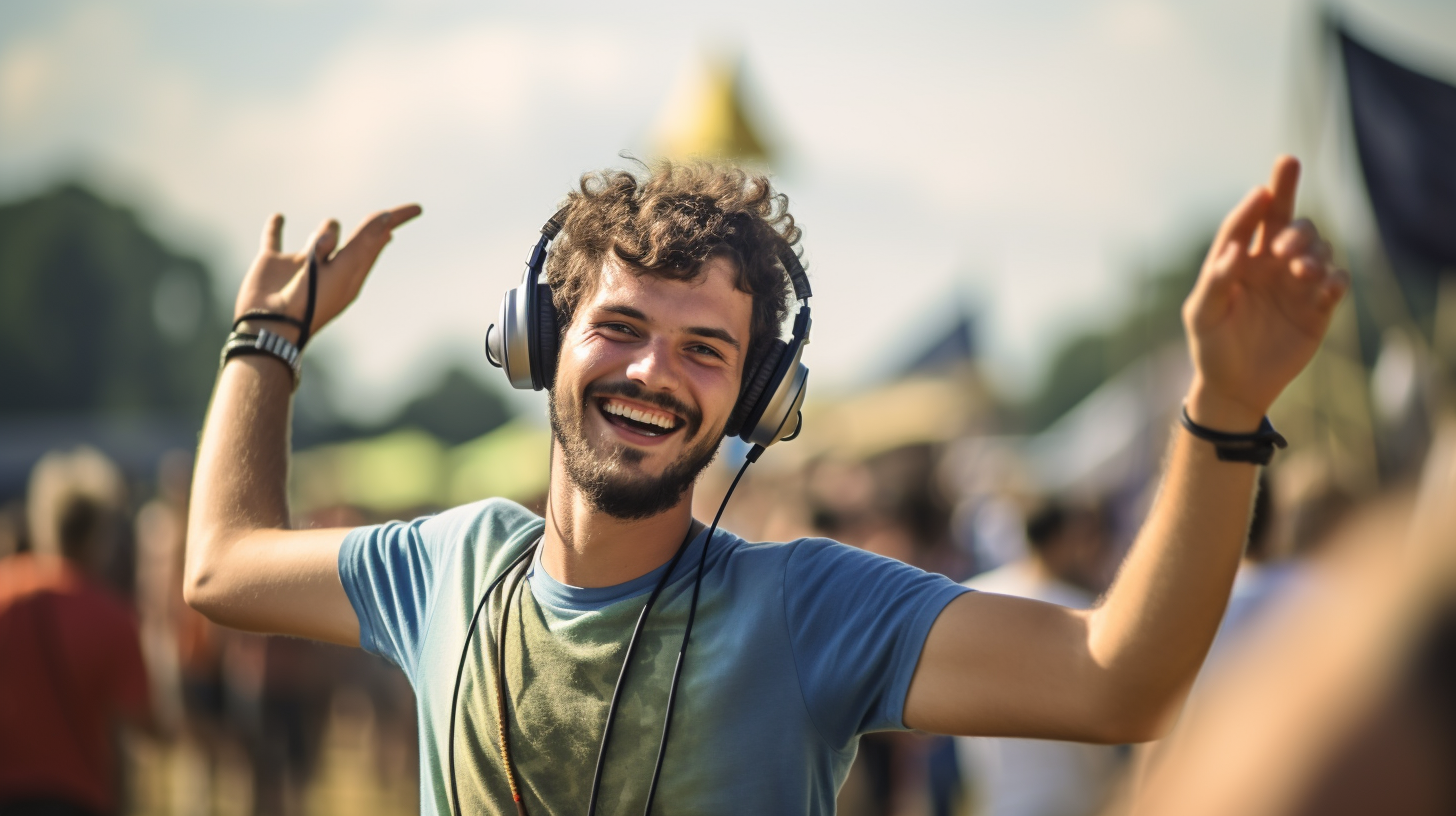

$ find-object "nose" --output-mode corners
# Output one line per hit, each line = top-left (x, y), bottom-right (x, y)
(624, 335), (683, 394)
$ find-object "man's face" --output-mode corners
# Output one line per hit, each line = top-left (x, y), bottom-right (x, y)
(548, 255), (752, 520)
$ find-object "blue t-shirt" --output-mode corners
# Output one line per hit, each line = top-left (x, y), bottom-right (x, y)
(339, 498), (969, 816)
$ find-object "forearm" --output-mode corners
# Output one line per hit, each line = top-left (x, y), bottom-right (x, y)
(1087, 402), (1260, 733)
(184, 356), (295, 601)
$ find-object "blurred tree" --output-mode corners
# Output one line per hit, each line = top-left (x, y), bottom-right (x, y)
(0, 184), (226, 418)
(1019, 235), (1210, 432)
(386, 366), (513, 446)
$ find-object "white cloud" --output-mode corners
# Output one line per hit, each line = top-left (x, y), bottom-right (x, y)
(7, 0), (1444, 413)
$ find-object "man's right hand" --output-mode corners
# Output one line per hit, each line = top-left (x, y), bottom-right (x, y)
(186, 202), (420, 646)
(233, 204), (422, 344)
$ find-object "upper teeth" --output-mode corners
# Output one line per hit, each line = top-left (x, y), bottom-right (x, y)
(603, 400), (676, 430)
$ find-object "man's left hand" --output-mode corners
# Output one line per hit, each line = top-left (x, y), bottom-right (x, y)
(1182, 155), (1349, 431)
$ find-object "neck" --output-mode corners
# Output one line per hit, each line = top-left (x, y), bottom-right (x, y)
(540, 439), (700, 588)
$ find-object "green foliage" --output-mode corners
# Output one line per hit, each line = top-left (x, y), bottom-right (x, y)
(388, 366), (514, 446)
(1017, 235), (1211, 432)
(0, 184), (226, 418)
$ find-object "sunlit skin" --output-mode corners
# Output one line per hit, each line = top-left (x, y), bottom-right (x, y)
(184, 155), (1349, 747)
(542, 255), (752, 588)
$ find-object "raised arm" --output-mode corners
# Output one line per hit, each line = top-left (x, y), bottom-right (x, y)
(904, 157), (1349, 743)
(184, 205), (421, 645)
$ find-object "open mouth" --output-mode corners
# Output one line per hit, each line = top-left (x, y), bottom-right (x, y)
(596, 397), (685, 439)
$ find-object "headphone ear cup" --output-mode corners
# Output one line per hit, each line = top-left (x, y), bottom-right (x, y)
(533, 283), (558, 390)
(726, 340), (787, 439)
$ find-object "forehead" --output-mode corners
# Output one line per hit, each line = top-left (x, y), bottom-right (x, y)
(579, 256), (752, 334)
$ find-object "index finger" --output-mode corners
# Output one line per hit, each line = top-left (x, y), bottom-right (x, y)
(331, 203), (423, 271)
(1255, 156), (1300, 253)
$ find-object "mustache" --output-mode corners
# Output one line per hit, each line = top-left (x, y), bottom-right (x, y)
(584, 380), (703, 436)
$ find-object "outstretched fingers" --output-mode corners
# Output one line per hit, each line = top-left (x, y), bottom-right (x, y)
(1197, 185), (1271, 313)
(332, 204), (423, 276)
(261, 213), (285, 253)
(1253, 156), (1300, 255)
(1213, 186), (1272, 261)
(307, 219), (342, 262)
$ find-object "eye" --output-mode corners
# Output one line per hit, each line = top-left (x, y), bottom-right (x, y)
(596, 321), (639, 337)
(688, 343), (725, 362)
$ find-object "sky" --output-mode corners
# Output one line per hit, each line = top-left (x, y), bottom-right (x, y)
(3, 0), (1454, 424)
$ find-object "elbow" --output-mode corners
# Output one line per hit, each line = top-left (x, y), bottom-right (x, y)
(1082, 683), (1184, 745)
(181, 533), (226, 620)
(181, 563), (214, 617)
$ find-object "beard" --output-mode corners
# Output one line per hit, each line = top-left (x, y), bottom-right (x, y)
(548, 379), (723, 520)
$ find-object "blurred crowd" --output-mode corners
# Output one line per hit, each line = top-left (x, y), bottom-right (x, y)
(1, 448), (417, 816)
(2, 378), (1453, 816)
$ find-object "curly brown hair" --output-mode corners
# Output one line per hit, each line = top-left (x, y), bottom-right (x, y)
(545, 160), (802, 382)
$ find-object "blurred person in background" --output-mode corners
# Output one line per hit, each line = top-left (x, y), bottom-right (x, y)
(956, 500), (1126, 816)
(1207, 463), (1354, 665)
(1122, 440), (1456, 816)
(134, 450), (262, 815)
(0, 447), (153, 816)
(184, 156), (1347, 816)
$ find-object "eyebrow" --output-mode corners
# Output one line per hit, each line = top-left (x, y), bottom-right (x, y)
(600, 304), (741, 351)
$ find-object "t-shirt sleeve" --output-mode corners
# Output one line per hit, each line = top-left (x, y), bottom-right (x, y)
(339, 516), (438, 679)
(784, 539), (971, 745)
(338, 502), (495, 681)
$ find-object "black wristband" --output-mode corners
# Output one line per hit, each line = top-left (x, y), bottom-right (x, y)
(231, 243), (318, 347)
(232, 310), (306, 333)
(221, 329), (302, 390)
(1179, 405), (1287, 465)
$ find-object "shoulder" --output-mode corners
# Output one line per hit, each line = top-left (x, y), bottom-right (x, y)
(348, 497), (542, 556)
(783, 536), (928, 581)
(420, 496), (543, 544)
(704, 534), (873, 584)
(339, 497), (544, 598)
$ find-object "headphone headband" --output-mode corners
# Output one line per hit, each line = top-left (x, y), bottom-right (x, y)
(778, 246), (812, 302)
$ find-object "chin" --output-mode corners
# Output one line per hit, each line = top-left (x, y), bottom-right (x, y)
(549, 387), (724, 520)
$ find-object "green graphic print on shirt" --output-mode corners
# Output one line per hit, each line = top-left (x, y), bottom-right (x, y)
(340, 498), (969, 816)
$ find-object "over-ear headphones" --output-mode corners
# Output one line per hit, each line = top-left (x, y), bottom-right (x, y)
(485, 208), (812, 448)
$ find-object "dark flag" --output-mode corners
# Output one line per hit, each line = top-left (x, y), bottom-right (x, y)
(897, 310), (976, 378)
(1340, 26), (1456, 304)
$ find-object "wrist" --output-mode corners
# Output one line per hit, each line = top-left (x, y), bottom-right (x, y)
(235, 317), (302, 346)
(221, 327), (303, 390)
(221, 351), (298, 390)
(1184, 378), (1265, 433)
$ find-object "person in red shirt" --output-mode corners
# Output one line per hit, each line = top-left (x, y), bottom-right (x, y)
(0, 447), (152, 816)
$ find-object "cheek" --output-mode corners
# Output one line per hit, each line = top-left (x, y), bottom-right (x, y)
(689, 366), (742, 425)
(559, 333), (626, 383)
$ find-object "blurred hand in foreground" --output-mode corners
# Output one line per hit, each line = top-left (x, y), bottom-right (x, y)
(233, 204), (423, 343)
(1182, 156), (1348, 431)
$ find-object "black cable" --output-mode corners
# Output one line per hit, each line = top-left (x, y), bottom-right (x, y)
(495, 553), (533, 815)
(641, 445), (762, 813)
(450, 544), (537, 816)
(584, 522), (702, 816)
(452, 444), (764, 816)
(298, 246), (319, 349)
(228, 243), (319, 343)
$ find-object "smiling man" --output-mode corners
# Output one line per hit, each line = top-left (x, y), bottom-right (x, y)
(184, 158), (1347, 816)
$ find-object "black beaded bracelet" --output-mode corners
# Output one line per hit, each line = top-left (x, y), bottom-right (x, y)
(1179, 405), (1287, 465)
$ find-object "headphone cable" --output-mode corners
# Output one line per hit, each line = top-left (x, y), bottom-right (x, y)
(451, 444), (763, 816)
(640, 444), (762, 813)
